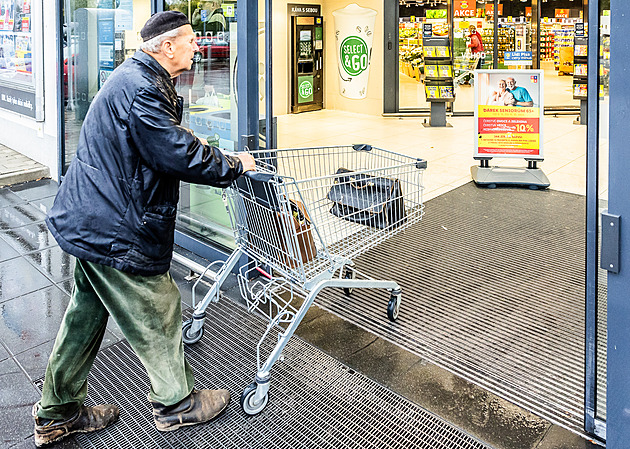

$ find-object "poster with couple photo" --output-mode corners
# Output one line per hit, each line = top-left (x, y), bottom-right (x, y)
(474, 69), (544, 159)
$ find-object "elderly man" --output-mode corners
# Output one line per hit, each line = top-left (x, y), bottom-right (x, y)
(31, 11), (255, 447)
(506, 77), (534, 107)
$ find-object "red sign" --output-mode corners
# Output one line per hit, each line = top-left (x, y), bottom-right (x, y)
(485, 3), (503, 17)
(555, 9), (569, 18)
(454, 0), (476, 18)
(526, 7), (532, 18)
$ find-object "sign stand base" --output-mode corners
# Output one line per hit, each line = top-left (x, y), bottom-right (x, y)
(423, 102), (452, 127)
(573, 99), (587, 125)
(471, 160), (550, 189)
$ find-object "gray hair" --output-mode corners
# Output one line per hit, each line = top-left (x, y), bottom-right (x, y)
(139, 28), (183, 53)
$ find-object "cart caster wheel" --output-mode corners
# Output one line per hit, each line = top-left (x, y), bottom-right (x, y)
(343, 267), (355, 296)
(241, 382), (269, 415)
(387, 292), (402, 322)
(182, 319), (203, 345)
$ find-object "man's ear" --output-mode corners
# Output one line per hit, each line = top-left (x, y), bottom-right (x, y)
(161, 39), (174, 59)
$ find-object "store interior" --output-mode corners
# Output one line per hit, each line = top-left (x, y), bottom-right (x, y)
(396, 0), (606, 112)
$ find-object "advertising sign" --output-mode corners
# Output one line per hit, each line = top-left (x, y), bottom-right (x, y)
(298, 75), (314, 103)
(423, 23), (432, 38)
(332, 3), (376, 99)
(454, 0), (476, 18)
(555, 9), (569, 18)
(288, 3), (321, 16)
(475, 70), (544, 159)
(485, 3), (503, 17)
(504, 51), (532, 66)
(575, 22), (585, 36)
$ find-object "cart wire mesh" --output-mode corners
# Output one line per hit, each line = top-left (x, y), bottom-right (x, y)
(225, 145), (426, 290)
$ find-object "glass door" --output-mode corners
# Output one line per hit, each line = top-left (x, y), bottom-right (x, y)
(539, 1), (583, 109)
(398, 0), (447, 110)
(163, 1), (239, 251)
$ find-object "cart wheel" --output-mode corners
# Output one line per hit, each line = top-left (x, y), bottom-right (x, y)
(240, 382), (269, 415)
(387, 292), (402, 322)
(343, 267), (355, 296)
(182, 319), (203, 345)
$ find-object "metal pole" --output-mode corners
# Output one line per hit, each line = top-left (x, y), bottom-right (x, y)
(237, 0), (259, 151)
(57, 0), (66, 180)
(265, 0), (274, 149)
(493, 0), (499, 68)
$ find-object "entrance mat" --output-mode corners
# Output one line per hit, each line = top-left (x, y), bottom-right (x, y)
(37, 299), (490, 449)
(316, 182), (587, 433)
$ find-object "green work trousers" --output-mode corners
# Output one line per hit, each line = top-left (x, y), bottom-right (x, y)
(36, 258), (194, 420)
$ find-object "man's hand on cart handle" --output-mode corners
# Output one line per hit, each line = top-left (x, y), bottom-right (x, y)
(237, 152), (256, 173)
(198, 137), (256, 173)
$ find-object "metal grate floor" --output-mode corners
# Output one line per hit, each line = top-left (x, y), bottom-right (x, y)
(316, 182), (590, 434)
(37, 298), (491, 449)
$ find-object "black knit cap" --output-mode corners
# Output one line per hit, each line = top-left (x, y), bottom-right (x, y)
(140, 11), (190, 42)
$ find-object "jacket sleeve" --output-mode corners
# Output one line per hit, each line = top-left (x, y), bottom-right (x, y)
(128, 85), (243, 188)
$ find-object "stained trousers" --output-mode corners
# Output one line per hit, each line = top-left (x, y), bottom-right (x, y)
(36, 258), (194, 420)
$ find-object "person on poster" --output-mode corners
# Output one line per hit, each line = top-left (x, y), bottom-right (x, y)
(486, 79), (514, 106)
(467, 25), (484, 69)
(506, 77), (534, 107)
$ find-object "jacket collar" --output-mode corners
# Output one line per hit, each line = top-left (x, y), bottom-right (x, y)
(132, 50), (173, 83)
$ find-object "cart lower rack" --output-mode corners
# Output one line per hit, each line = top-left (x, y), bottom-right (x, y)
(182, 145), (427, 415)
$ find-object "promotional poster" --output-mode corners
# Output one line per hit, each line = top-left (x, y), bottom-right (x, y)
(474, 69), (544, 159)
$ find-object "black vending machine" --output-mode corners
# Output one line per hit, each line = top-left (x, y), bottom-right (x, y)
(291, 15), (323, 113)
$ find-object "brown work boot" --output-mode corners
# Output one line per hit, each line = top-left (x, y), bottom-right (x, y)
(150, 388), (230, 432)
(33, 404), (119, 447)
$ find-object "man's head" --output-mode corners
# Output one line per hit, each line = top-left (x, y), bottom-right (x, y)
(506, 77), (516, 90)
(139, 11), (198, 78)
(469, 25), (477, 34)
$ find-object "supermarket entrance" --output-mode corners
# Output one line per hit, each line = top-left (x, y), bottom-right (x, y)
(392, 0), (586, 114)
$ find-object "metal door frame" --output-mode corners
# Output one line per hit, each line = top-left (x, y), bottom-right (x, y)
(584, 0), (604, 440)
(599, 0), (630, 446)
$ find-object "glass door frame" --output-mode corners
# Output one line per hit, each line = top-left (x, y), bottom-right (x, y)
(584, 0), (605, 440)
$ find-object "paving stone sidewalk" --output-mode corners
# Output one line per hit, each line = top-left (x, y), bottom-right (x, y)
(0, 144), (50, 187)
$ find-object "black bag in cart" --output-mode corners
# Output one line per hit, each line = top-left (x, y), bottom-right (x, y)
(327, 168), (406, 229)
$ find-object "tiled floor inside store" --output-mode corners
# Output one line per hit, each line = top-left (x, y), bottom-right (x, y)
(276, 108), (606, 202)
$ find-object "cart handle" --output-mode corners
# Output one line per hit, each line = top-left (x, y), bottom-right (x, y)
(352, 144), (372, 152)
(243, 169), (276, 183)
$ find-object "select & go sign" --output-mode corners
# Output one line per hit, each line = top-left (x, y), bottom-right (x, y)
(298, 76), (314, 103)
(340, 36), (369, 76)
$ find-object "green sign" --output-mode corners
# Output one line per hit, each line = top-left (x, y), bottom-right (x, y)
(426, 9), (447, 19)
(298, 76), (314, 103)
(340, 36), (369, 76)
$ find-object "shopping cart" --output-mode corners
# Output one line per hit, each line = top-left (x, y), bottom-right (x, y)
(182, 144), (427, 415)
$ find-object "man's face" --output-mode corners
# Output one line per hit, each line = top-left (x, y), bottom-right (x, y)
(469, 27), (476, 34)
(169, 25), (198, 75)
(506, 78), (516, 90)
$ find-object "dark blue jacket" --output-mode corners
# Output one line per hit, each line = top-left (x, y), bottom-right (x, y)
(47, 51), (243, 275)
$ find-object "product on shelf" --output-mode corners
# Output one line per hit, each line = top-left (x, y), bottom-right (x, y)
(399, 22), (424, 82)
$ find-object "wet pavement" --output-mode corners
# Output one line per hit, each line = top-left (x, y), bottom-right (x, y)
(0, 178), (602, 448)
